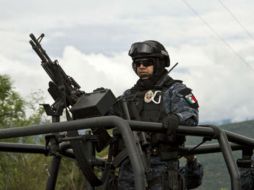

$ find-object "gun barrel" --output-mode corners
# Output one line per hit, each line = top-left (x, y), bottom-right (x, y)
(29, 33), (52, 63)
(29, 33), (37, 42)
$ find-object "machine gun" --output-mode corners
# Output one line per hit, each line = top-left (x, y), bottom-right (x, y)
(29, 33), (117, 189)
(29, 33), (84, 116)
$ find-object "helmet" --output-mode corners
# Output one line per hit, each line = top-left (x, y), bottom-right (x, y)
(128, 40), (170, 67)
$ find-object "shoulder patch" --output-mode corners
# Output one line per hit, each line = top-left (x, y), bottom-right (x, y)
(179, 88), (199, 109)
(178, 88), (192, 96)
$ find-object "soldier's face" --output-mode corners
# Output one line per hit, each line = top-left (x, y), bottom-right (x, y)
(136, 63), (154, 79)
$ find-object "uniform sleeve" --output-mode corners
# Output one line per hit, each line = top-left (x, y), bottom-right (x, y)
(163, 82), (199, 126)
(179, 159), (204, 189)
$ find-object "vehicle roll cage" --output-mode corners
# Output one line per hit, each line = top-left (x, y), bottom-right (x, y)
(0, 116), (253, 190)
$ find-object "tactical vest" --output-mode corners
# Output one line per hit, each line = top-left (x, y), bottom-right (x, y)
(122, 77), (186, 147)
(125, 90), (163, 122)
(124, 77), (178, 122)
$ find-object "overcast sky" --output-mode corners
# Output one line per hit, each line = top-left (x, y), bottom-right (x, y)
(0, 0), (253, 124)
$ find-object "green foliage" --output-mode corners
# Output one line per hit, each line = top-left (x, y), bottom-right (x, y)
(0, 74), (50, 189)
(0, 75), (25, 129)
(56, 159), (87, 190)
(0, 74), (88, 190)
(0, 153), (50, 190)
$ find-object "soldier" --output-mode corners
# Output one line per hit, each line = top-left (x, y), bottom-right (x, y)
(112, 40), (203, 190)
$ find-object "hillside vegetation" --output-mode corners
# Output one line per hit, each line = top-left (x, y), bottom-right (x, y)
(186, 120), (254, 190)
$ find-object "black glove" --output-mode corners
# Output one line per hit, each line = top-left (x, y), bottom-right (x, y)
(162, 114), (180, 142)
(151, 114), (180, 144)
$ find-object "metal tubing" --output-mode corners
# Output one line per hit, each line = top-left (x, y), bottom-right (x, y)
(181, 143), (243, 155)
(225, 130), (254, 146)
(129, 120), (254, 147)
(0, 142), (47, 154)
(0, 117), (122, 138)
(46, 156), (61, 190)
(0, 117), (254, 190)
(0, 116), (146, 190)
(218, 131), (240, 190)
(129, 120), (215, 136)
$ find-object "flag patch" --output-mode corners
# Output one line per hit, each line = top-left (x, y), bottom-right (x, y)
(185, 94), (199, 108)
(178, 88), (199, 109)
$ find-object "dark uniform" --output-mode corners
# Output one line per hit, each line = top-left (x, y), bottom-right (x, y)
(238, 155), (254, 190)
(240, 167), (254, 190)
(113, 40), (203, 190)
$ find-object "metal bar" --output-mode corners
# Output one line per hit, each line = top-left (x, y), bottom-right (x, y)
(46, 156), (61, 190)
(46, 115), (61, 190)
(122, 98), (149, 188)
(83, 133), (96, 190)
(0, 119), (241, 141)
(0, 140), (105, 167)
(218, 131), (240, 190)
(129, 120), (254, 146)
(225, 130), (254, 146)
(181, 143), (243, 155)
(0, 142), (47, 154)
(0, 141), (243, 156)
(129, 120), (214, 136)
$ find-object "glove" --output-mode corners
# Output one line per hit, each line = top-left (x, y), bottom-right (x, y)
(162, 114), (180, 142)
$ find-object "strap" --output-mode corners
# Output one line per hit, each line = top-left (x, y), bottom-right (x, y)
(92, 127), (112, 152)
(112, 149), (128, 168)
(154, 73), (179, 89)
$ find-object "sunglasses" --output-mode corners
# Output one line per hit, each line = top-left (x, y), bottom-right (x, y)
(133, 58), (155, 67)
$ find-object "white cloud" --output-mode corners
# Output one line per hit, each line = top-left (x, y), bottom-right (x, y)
(171, 43), (254, 123)
(60, 46), (137, 95)
(0, 53), (48, 97)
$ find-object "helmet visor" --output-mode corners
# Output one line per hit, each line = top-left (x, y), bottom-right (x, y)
(128, 42), (156, 57)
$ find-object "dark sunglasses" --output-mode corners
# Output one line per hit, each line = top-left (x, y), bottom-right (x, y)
(133, 58), (155, 67)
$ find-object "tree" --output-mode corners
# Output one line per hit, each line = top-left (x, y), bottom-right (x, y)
(0, 75), (50, 189)
(0, 75), (25, 129)
(0, 74), (86, 190)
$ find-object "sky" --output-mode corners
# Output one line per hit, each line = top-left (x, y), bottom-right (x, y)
(0, 0), (253, 124)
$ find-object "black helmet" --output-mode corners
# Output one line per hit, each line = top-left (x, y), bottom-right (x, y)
(128, 40), (170, 67)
